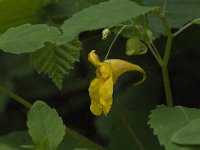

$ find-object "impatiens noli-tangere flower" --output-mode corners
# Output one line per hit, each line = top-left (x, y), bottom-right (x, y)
(88, 50), (146, 116)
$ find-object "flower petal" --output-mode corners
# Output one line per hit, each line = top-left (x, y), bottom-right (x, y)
(96, 63), (112, 79)
(90, 100), (102, 116)
(105, 59), (146, 85)
(89, 78), (103, 115)
(88, 50), (101, 67)
(88, 75), (113, 116)
(99, 76), (113, 115)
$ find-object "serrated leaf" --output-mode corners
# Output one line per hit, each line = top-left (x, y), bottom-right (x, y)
(31, 40), (81, 89)
(147, 0), (200, 36)
(57, 0), (156, 44)
(0, 0), (50, 33)
(0, 24), (61, 54)
(148, 105), (200, 150)
(171, 118), (200, 145)
(0, 131), (32, 150)
(27, 100), (65, 150)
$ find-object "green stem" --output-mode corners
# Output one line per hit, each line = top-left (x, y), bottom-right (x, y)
(160, 15), (174, 106)
(162, 0), (168, 14)
(173, 21), (194, 37)
(151, 42), (162, 62)
(104, 25), (127, 60)
(0, 86), (107, 150)
(146, 42), (162, 66)
(65, 127), (108, 150)
(0, 86), (32, 109)
(161, 65), (173, 106)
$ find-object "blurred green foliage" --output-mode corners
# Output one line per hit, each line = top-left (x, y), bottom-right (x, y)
(0, 0), (200, 150)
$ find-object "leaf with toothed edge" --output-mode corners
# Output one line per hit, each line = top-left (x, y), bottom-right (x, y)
(31, 40), (81, 89)
(148, 105), (200, 150)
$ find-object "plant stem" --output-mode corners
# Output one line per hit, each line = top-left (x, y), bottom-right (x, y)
(0, 86), (107, 149)
(65, 126), (108, 150)
(161, 65), (173, 106)
(0, 86), (32, 109)
(104, 25), (127, 60)
(160, 15), (174, 106)
(173, 21), (194, 37)
(162, 0), (168, 14)
(151, 42), (162, 62)
(146, 42), (162, 66)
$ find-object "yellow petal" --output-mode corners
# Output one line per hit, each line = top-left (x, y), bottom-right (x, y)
(89, 78), (103, 115)
(96, 63), (112, 79)
(88, 74), (113, 116)
(90, 100), (102, 116)
(105, 59), (146, 85)
(88, 50), (101, 67)
(99, 76), (113, 115)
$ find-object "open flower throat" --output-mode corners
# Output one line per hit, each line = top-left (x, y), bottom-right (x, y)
(88, 50), (146, 116)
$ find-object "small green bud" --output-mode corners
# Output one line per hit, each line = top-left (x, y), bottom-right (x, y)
(126, 37), (147, 55)
(146, 29), (154, 43)
(102, 28), (111, 40)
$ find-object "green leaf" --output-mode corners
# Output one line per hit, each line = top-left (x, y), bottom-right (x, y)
(147, 0), (200, 35)
(45, 0), (107, 19)
(27, 100), (65, 150)
(0, 0), (50, 33)
(0, 131), (32, 150)
(57, 0), (156, 44)
(0, 24), (61, 54)
(148, 105), (200, 150)
(31, 40), (81, 89)
(171, 118), (200, 145)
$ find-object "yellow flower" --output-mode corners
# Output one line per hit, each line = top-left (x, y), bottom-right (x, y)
(88, 50), (146, 116)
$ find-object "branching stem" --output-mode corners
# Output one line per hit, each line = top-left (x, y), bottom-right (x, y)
(160, 15), (174, 107)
